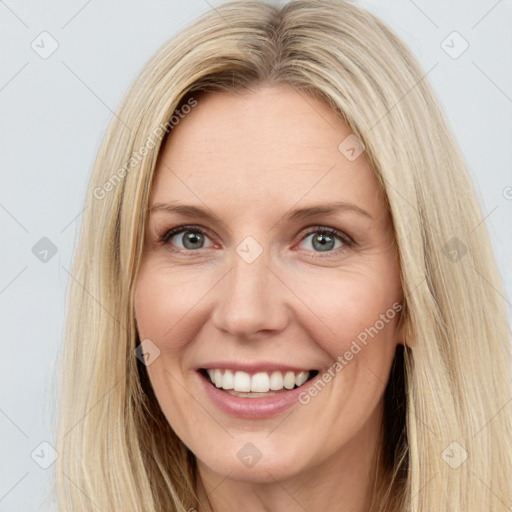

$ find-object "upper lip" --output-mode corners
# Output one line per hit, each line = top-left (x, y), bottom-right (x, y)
(197, 362), (316, 373)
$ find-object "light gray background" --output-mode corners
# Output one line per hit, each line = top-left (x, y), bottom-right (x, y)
(1, 1), (511, 510)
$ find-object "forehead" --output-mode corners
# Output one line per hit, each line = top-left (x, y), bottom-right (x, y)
(150, 84), (386, 221)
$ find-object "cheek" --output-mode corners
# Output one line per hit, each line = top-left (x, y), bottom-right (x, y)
(290, 264), (402, 362)
(134, 263), (205, 434)
(134, 261), (209, 352)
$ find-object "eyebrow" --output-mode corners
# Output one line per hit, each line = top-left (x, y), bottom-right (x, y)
(148, 201), (373, 221)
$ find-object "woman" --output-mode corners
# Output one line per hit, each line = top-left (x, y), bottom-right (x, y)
(55, 1), (512, 510)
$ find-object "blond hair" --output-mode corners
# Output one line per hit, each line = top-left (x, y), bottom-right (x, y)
(54, 1), (512, 510)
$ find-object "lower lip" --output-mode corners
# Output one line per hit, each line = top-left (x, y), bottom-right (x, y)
(198, 371), (315, 419)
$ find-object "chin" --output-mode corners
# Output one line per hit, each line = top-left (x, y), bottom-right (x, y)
(197, 448), (308, 484)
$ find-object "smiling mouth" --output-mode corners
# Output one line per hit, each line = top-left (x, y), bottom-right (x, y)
(200, 368), (319, 398)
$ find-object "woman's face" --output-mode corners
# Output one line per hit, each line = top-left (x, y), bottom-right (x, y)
(134, 84), (405, 483)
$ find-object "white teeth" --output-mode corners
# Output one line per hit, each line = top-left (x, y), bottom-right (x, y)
(269, 371), (283, 390)
(222, 369), (234, 390)
(251, 372), (270, 392)
(204, 369), (311, 393)
(233, 371), (251, 392)
(283, 371), (296, 390)
(233, 372), (251, 391)
(295, 371), (309, 387)
(214, 369), (223, 388)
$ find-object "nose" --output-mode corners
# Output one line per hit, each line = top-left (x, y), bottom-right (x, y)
(210, 246), (290, 339)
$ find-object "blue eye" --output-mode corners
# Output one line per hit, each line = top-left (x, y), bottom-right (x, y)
(298, 227), (353, 255)
(156, 225), (354, 256)
(158, 225), (213, 251)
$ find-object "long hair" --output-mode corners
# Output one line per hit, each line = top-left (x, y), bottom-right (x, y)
(55, 1), (512, 510)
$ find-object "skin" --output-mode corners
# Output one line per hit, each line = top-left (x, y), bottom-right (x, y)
(134, 83), (406, 512)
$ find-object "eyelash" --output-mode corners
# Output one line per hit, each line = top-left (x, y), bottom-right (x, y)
(155, 224), (356, 258)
